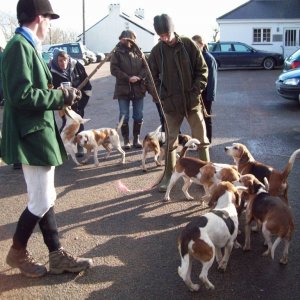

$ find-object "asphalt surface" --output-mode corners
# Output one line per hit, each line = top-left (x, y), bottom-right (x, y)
(1, 63), (300, 299)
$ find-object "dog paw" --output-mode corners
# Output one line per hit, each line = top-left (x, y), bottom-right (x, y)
(189, 283), (200, 292)
(280, 256), (288, 265)
(243, 245), (251, 251)
(234, 240), (242, 249)
(163, 197), (170, 202)
(262, 249), (270, 257)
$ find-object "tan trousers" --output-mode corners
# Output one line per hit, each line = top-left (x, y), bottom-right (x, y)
(164, 108), (209, 151)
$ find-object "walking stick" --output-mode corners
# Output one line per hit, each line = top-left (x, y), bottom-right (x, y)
(124, 38), (170, 188)
(64, 46), (117, 117)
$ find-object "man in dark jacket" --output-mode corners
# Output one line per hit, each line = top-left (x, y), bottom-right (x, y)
(1, 0), (92, 278)
(148, 14), (210, 192)
(192, 35), (218, 143)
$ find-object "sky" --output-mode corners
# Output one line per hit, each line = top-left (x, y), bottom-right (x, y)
(0, 0), (249, 42)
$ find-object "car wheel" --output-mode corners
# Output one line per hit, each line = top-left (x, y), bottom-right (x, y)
(263, 57), (275, 70)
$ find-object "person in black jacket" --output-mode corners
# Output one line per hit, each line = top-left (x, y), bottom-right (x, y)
(110, 30), (147, 149)
(192, 35), (218, 143)
(49, 48), (92, 157)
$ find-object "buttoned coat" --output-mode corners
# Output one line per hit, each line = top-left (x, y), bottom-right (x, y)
(0, 33), (67, 166)
(148, 34), (208, 116)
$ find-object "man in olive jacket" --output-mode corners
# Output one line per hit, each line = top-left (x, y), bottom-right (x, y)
(148, 14), (210, 192)
(1, 0), (92, 278)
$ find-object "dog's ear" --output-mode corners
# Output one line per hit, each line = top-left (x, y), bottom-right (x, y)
(239, 145), (251, 165)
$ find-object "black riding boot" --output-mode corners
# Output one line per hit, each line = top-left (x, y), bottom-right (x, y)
(133, 121), (143, 149)
(121, 123), (131, 150)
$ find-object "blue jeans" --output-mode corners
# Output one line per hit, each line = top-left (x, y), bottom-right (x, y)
(118, 98), (144, 124)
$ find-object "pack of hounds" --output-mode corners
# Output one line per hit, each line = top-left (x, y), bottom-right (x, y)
(60, 108), (299, 292)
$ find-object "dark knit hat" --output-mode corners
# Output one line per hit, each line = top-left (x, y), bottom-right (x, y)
(153, 14), (174, 35)
(119, 30), (136, 40)
(17, 0), (59, 24)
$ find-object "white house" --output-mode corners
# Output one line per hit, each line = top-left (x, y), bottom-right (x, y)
(0, 28), (6, 49)
(217, 0), (300, 57)
(77, 4), (155, 54)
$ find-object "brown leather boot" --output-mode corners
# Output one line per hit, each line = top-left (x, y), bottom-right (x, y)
(49, 247), (93, 274)
(6, 247), (47, 278)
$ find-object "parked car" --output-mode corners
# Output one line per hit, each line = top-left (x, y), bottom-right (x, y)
(83, 45), (97, 63)
(208, 41), (284, 70)
(48, 42), (90, 65)
(96, 52), (105, 62)
(41, 51), (53, 64)
(275, 68), (300, 102)
(283, 48), (300, 72)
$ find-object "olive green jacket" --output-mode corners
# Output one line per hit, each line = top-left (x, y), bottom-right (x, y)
(148, 34), (208, 115)
(0, 33), (67, 166)
(110, 42), (147, 100)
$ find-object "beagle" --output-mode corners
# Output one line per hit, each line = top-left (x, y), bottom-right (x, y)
(60, 108), (90, 166)
(141, 127), (194, 172)
(225, 143), (300, 203)
(141, 125), (166, 172)
(164, 138), (239, 202)
(199, 163), (241, 202)
(238, 174), (295, 264)
(76, 118), (125, 166)
(178, 181), (246, 291)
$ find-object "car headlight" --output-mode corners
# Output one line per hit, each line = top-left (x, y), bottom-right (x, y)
(283, 78), (300, 85)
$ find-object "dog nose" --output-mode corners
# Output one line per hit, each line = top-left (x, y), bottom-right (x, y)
(224, 147), (229, 151)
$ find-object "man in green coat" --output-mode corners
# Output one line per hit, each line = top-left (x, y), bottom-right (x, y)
(0, 0), (93, 278)
(148, 14), (210, 193)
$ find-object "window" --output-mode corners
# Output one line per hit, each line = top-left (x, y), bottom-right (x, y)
(285, 29), (297, 46)
(253, 28), (271, 43)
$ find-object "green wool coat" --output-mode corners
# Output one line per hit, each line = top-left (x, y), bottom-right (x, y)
(0, 33), (67, 166)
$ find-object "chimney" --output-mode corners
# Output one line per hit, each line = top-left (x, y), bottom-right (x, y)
(134, 8), (144, 19)
(109, 3), (120, 15)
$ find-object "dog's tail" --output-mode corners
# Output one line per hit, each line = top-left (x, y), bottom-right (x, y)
(281, 148), (300, 180)
(115, 115), (125, 131)
(178, 138), (200, 158)
(150, 125), (162, 137)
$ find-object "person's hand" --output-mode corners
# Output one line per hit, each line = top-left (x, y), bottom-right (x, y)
(62, 87), (82, 106)
(129, 76), (140, 83)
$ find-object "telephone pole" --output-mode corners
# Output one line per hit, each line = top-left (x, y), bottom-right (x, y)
(82, 0), (86, 45)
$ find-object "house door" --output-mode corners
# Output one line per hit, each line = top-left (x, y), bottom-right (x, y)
(284, 28), (300, 57)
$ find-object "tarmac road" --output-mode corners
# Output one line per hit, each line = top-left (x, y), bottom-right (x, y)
(1, 63), (300, 299)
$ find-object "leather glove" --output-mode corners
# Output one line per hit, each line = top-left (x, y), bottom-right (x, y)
(62, 87), (82, 106)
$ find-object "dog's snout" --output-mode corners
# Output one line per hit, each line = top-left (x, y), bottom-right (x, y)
(224, 147), (229, 151)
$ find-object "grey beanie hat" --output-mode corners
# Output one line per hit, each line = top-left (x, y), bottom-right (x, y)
(153, 14), (174, 35)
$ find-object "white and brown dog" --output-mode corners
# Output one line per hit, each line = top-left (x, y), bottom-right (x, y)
(141, 127), (194, 172)
(60, 108), (90, 166)
(238, 174), (295, 264)
(141, 125), (165, 172)
(225, 143), (300, 203)
(164, 138), (239, 202)
(178, 181), (246, 291)
(75, 118), (125, 166)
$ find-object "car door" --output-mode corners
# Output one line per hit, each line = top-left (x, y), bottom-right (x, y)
(231, 43), (258, 67)
(212, 43), (236, 67)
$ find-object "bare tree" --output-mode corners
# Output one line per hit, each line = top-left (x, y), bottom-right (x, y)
(0, 11), (18, 41)
(212, 28), (219, 42)
(0, 11), (79, 46)
(43, 27), (79, 45)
